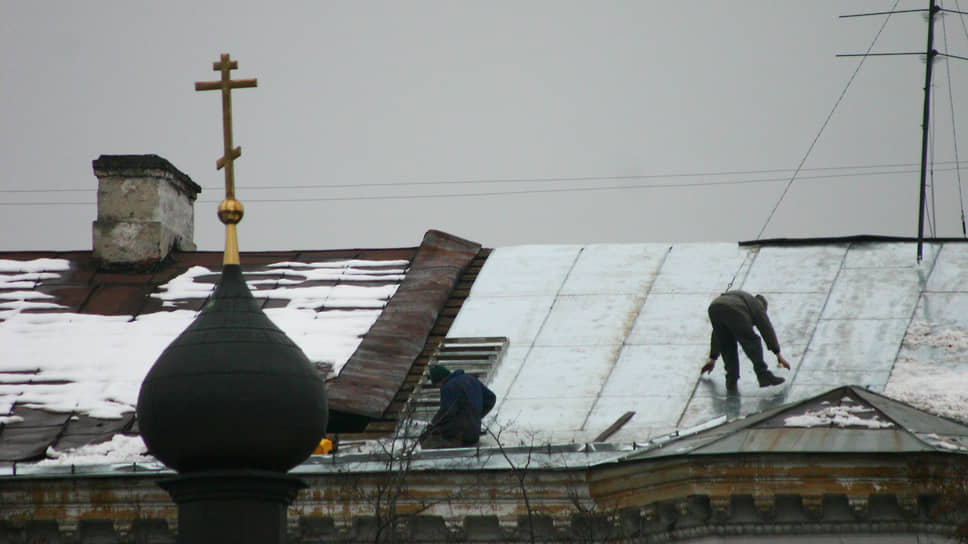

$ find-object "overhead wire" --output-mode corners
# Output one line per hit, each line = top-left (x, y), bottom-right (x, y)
(0, 164), (956, 206)
(950, 0), (968, 235)
(0, 161), (958, 194)
(755, 0), (902, 240)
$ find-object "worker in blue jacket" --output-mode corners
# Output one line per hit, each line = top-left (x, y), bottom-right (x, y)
(420, 365), (496, 449)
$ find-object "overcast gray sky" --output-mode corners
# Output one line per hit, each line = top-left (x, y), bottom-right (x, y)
(3, 1), (968, 252)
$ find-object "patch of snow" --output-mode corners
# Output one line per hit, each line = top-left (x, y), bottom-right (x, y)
(918, 432), (967, 451)
(151, 263), (402, 311)
(0, 259), (71, 274)
(37, 435), (154, 466)
(151, 265), (217, 303)
(246, 277), (304, 286)
(0, 260), (73, 318)
(257, 284), (396, 310)
(0, 310), (188, 418)
(0, 281), (38, 289)
(885, 355), (968, 422)
(0, 301), (64, 311)
(883, 320), (968, 422)
(903, 320), (968, 351)
(267, 259), (409, 270)
(0, 273), (61, 285)
(784, 397), (894, 428)
(1, 258), (403, 429)
(0, 290), (56, 300)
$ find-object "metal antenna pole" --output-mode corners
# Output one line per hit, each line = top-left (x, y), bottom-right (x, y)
(917, 1), (939, 262)
(837, 1), (968, 261)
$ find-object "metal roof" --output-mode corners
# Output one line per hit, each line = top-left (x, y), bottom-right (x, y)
(449, 239), (968, 446)
(5, 235), (968, 467)
(624, 385), (968, 459)
(0, 230), (483, 463)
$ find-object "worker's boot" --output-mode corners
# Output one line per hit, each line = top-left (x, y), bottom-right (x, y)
(757, 372), (785, 388)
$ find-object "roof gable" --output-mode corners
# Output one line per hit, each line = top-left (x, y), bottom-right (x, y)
(627, 385), (968, 459)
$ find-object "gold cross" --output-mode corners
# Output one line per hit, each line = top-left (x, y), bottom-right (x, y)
(195, 53), (257, 200)
(195, 53), (257, 266)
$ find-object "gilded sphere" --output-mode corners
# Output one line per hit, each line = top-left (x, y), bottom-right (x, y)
(217, 199), (244, 224)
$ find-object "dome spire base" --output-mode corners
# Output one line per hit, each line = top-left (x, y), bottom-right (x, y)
(160, 470), (305, 544)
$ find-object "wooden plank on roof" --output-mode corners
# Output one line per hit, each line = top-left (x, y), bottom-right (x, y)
(594, 411), (636, 442)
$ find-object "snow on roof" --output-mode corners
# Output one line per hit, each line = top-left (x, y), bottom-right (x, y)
(37, 434), (157, 468)
(8, 239), (968, 469)
(783, 396), (894, 429)
(882, 320), (968, 424)
(0, 257), (405, 421)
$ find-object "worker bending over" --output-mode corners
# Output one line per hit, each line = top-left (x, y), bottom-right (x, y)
(702, 290), (790, 391)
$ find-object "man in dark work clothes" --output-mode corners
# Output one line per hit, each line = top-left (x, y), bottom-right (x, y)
(701, 290), (790, 391)
(420, 365), (496, 449)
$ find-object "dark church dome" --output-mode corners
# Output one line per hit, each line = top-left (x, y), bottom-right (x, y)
(137, 264), (328, 473)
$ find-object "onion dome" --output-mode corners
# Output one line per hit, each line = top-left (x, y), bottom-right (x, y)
(137, 264), (328, 472)
(138, 53), (326, 474)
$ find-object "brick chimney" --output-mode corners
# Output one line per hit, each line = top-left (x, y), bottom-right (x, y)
(92, 155), (201, 269)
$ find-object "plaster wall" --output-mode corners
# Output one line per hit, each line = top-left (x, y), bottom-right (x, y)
(92, 158), (198, 267)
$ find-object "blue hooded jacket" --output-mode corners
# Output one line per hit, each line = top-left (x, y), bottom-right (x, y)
(431, 369), (496, 443)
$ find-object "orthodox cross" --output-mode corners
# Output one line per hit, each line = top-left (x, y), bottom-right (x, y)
(195, 53), (257, 265)
(195, 53), (257, 200)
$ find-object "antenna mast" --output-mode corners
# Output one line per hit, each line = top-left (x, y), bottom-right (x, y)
(916, 1), (940, 263)
(840, 1), (968, 262)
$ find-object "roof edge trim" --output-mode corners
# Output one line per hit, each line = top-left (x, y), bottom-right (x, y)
(739, 235), (968, 247)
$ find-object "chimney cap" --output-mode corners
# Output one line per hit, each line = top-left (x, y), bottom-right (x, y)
(93, 154), (202, 198)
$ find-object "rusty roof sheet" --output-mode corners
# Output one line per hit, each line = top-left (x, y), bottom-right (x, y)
(0, 230), (481, 463)
(327, 231), (482, 419)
